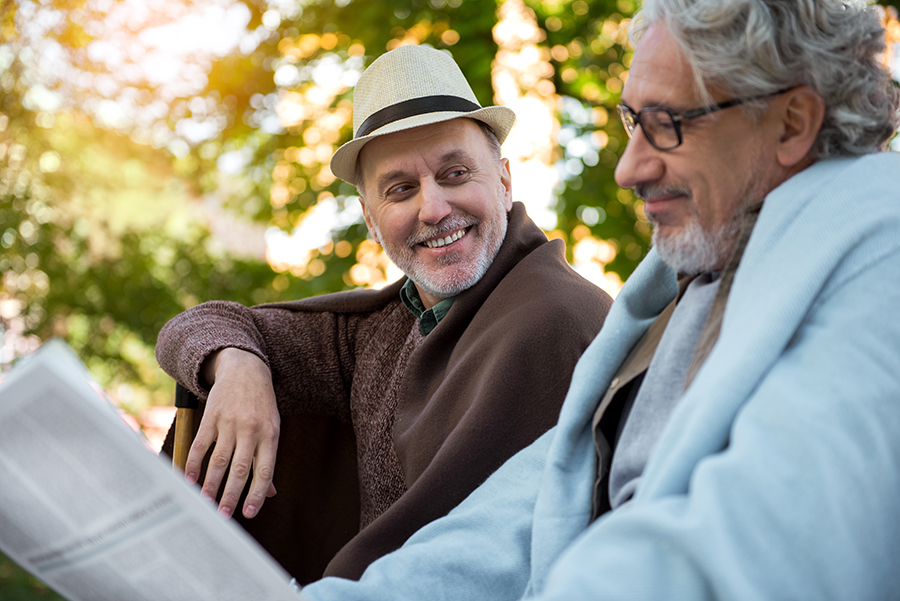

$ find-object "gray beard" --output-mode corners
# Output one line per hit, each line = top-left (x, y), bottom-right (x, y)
(652, 212), (741, 276)
(370, 213), (507, 300)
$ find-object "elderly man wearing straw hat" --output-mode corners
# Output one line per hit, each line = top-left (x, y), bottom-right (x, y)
(156, 45), (612, 583)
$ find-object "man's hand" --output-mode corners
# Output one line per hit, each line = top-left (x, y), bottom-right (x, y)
(185, 347), (280, 519)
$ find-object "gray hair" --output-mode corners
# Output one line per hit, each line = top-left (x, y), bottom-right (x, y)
(630, 0), (900, 158)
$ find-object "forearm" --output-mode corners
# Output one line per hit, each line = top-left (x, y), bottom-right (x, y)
(156, 301), (269, 399)
(156, 300), (354, 417)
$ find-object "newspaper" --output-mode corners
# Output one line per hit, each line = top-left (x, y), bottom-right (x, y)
(0, 340), (305, 601)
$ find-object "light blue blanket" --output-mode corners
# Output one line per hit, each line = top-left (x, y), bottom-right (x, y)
(304, 152), (900, 601)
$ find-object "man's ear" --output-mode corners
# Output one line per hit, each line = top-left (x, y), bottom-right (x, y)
(775, 86), (825, 168)
(358, 196), (381, 245)
(499, 157), (513, 211)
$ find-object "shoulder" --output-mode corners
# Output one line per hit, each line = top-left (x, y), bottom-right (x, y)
(469, 241), (613, 348)
(497, 238), (613, 316)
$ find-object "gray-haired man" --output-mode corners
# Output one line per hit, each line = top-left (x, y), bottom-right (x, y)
(300, 1), (900, 599)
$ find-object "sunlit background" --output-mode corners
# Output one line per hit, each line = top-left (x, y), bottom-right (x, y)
(2, 0), (899, 439)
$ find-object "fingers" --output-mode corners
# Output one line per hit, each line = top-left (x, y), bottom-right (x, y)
(189, 420), (279, 519)
(241, 433), (279, 519)
(199, 424), (235, 508)
(204, 408), (276, 518)
(181, 347), (281, 519)
(220, 396), (280, 518)
(184, 418), (216, 487)
(217, 434), (255, 518)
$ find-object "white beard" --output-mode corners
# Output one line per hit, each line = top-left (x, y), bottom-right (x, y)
(369, 209), (508, 300)
(652, 211), (741, 276)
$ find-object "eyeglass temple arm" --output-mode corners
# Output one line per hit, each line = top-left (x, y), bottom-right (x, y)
(679, 87), (796, 121)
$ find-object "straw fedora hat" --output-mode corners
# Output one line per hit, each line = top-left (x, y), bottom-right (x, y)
(329, 45), (516, 185)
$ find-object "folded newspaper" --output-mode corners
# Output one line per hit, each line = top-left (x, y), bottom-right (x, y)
(0, 339), (305, 601)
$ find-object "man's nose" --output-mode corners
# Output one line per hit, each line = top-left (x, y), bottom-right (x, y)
(417, 179), (453, 224)
(614, 130), (665, 190)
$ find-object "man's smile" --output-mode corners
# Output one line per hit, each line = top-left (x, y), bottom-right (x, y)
(419, 226), (471, 249)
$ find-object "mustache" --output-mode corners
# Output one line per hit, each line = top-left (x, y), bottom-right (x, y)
(634, 184), (693, 201)
(407, 214), (477, 247)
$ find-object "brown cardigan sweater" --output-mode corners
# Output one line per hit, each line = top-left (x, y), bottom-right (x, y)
(156, 203), (612, 582)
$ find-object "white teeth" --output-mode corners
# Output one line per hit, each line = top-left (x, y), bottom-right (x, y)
(424, 229), (466, 248)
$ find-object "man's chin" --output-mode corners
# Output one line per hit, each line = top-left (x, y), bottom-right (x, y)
(414, 272), (478, 299)
(652, 227), (726, 276)
(410, 258), (493, 299)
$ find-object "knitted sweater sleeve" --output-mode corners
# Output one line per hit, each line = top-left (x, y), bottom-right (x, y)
(155, 300), (364, 420)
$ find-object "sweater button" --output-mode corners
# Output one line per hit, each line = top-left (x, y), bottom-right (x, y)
(609, 377), (620, 389)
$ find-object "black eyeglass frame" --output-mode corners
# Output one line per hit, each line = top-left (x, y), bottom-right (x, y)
(617, 87), (794, 151)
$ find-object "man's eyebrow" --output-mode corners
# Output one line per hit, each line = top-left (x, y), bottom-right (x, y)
(374, 149), (477, 192)
(375, 169), (413, 192)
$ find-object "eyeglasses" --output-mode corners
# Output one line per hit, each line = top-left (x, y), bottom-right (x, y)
(617, 88), (793, 151)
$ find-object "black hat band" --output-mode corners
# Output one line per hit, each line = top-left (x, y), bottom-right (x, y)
(356, 95), (482, 138)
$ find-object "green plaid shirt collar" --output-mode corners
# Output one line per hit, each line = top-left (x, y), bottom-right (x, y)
(400, 278), (456, 336)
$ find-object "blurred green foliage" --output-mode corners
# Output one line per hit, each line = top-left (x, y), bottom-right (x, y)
(0, 553), (63, 600)
(531, 0), (649, 274)
(1, 0), (647, 405)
